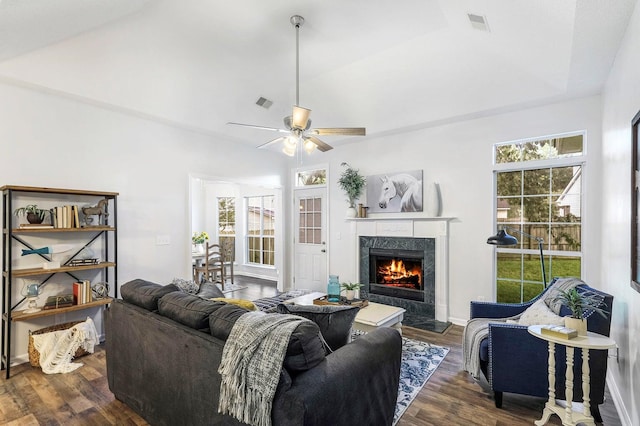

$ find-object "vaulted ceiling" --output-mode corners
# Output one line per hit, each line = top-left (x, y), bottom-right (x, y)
(0, 0), (636, 151)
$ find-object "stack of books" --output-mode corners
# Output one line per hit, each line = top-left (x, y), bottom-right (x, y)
(540, 325), (578, 339)
(73, 280), (93, 304)
(43, 294), (74, 310)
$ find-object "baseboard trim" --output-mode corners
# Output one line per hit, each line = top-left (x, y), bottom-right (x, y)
(607, 369), (632, 426)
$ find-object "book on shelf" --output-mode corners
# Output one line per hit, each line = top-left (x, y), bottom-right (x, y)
(540, 325), (578, 340)
(73, 280), (93, 304)
(43, 294), (74, 310)
(19, 223), (54, 228)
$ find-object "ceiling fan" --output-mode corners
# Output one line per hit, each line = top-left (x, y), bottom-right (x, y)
(227, 15), (366, 156)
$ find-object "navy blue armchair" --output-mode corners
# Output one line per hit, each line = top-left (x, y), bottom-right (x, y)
(469, 283), (613, 422)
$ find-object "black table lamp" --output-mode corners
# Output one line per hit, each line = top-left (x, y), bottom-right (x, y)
(487, 227), (548, 288)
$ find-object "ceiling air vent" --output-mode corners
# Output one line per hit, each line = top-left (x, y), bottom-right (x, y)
(467, 13), (490, 32)
(256, 97), (273, 109)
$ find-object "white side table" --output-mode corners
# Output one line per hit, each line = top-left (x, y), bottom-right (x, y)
(528, 325), (616, 426)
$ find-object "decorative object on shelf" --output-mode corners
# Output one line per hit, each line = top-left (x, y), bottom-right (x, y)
(91, 281), (109, 299)
(43, 294), (74, 310)
(313, 295), (369, 308)
(68, 258), (99, 266)
(549, 287), (608, 336)
(487, 226), (548, 288)
(14, 204), (47, 224)
(366, 169), (424, 213)
(327, 274), (341, 302)
(338, 162), (366, 217)
(341, 281), (363, 301)
(81, 198), (109, 226)
(21, 244), (73, 256)
(21, 282), (42, 313)
(425, 182), (442, 217)
(358, 203), (369, 218)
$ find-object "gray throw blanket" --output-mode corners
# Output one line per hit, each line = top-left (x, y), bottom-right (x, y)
(218, 311), (307, 426)
(462, 277), (584, 380)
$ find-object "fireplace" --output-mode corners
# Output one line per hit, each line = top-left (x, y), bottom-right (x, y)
(359, 235), (436, 315)
(369, 248), (424, 301)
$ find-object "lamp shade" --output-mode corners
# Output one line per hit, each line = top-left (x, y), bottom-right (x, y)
(292, 105), (311, 130)
(487, 229), (518, 246)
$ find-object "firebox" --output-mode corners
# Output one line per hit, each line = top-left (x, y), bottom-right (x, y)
(369, 248), (424, 301)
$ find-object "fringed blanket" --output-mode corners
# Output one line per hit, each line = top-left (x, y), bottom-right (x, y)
(32, 317), (98, 374)
(218, 311), (307, 426)
(462, 277), (584, 380)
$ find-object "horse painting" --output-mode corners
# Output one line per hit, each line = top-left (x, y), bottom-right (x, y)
(378, 173), (423, 212)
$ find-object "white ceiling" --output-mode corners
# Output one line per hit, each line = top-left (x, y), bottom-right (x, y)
(0, 0), (636, 150)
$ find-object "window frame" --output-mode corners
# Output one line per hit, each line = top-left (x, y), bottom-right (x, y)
(245, 195), (275, 267)
(492, 132), (587, 303)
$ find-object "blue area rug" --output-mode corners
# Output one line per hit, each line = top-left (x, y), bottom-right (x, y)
(394, 337), (449, 425)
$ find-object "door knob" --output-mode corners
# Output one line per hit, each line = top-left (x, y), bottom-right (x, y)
(321, 249), (326, 253)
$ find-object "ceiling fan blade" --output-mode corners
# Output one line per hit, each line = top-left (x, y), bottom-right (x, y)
(256, 136), (287, 149)
(227, 122), (289, 133)
(306, 135), (333, 152)
(291, 106), (311, 130)
(310, 127), (366, 136)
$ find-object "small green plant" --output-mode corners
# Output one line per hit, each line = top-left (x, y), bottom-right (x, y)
(338, 162), (366, 208)
(340, 281), (363, 291)
(13, 204), (46, 221)
(550, 287), (608, 319)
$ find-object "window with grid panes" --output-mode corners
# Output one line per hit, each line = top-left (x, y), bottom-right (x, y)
(246, 195), (275, 266)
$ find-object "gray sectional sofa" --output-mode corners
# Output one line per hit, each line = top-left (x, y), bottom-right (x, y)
(105, 279), (403, 426)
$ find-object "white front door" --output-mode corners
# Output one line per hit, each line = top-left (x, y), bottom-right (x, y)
(294, 188), (327, 291)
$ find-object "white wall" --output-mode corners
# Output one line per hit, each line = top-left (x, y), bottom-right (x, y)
(316, 95), (603, 324)
(0, 81), (287, 364)
(601, 0), (640, 423)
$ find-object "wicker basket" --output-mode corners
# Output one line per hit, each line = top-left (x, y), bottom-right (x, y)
(28, 320), (90, 367)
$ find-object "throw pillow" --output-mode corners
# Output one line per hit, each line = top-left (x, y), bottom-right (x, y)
(518, 297), (565, 326)
(158, 292), (226, 330)
(276, 303), (360, 352)
(212, 297), (257, 311)
(170, 278), (199, 294)
(196, 281), (225, 299)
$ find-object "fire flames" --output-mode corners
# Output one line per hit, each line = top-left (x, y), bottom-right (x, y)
(377, 259), (422, 289)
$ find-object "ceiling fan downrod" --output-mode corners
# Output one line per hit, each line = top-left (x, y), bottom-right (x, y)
(290, 15), (304, 107)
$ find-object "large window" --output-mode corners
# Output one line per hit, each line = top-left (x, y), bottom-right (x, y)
(494, 133), (584, 303)
(217, 197), (235, 262)
(246, 195), (275, 266)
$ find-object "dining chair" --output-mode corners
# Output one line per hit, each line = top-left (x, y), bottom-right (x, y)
(192, 243), (225, 290)
(220, 239), (235, 285)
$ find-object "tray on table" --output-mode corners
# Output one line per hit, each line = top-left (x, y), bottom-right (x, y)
(313, 295), (368, 308)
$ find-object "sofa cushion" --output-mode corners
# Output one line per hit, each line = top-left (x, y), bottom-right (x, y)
(209, 304), (250, 341)
(158, 292), (226, 330)
(208, 304), (325, 372)
(276, 304), (360, 352)
(197, 281), (225, 299)
(121, 279), (179, 311)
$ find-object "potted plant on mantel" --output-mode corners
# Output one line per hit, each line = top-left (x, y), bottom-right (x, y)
(551, 287), (609, 336)
(338, 162), (366, 218)
(14, 204), (47, 224)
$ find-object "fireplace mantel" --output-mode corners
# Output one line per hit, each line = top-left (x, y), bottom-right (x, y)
(354, 217), (454, 322)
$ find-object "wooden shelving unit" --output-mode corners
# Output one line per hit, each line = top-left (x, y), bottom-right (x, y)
(1, 185), (118, 379)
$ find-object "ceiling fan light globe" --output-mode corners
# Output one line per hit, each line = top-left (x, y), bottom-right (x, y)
(303, 139), (317, 154)
(292, 106), (311, 130)
(282, 143), (296, 156)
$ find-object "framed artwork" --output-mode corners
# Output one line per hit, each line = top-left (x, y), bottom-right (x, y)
(366, 169), (423, 213)
(632, 109), (640, 293)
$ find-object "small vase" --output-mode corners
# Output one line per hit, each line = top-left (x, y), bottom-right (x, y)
(346, 207), (357, 218)
(193, 243), (205, 254)
(564, 317), (587, 336)
(327, 275), (341, 302)
(345, 290), (355, 301)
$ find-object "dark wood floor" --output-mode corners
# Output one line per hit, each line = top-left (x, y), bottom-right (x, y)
(0, 278), (621, 425)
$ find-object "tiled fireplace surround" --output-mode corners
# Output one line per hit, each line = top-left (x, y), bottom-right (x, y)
(354, 218), (451, 325)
